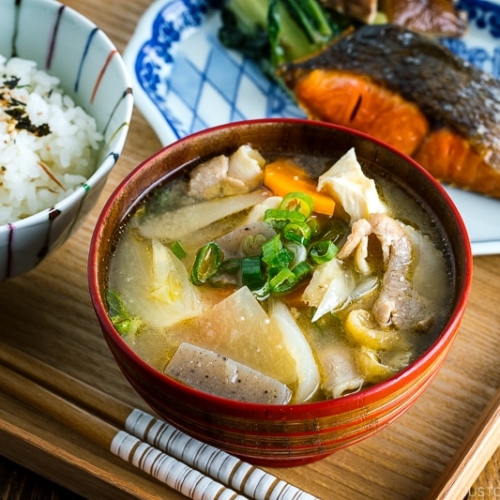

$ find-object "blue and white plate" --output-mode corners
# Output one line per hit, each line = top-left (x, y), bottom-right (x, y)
(124, 0), (500, 255)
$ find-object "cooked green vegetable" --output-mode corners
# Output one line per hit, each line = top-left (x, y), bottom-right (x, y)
(191, 242), (223, 285)
(282, 0), (334, 43)
(292, 260), (312, 282)
(241, 256), (266, 290)
(218, 0), (349, 72)
(263, 207), (305, 229)
(188, 190), (341, 299)
(169, 240), (187, 259)
(219, 0), (269, 62)
(279, 191), (314, 217)
(309, 240), (338, 264)
(269, 267), (296, 293)
(283, 220), (312, 245)
(106, 290), (142, 336)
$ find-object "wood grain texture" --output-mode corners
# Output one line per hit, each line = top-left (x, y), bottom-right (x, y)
(427, 385), (500, 499)
(1, 0), (500, 498)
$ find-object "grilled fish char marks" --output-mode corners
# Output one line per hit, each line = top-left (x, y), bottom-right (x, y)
(278, 24), (500, 198)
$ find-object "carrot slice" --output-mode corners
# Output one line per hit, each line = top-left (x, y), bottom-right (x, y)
(263, 158), (336, 216)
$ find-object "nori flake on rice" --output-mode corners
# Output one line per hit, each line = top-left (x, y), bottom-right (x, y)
(0, 56), (103, 225)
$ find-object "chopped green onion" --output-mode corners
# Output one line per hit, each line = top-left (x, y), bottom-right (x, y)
(307, 217), (319, 236)
(322, 219), (350, 246)
(169, 240), (187, 259)
(241, 256), (266, 290)
(264, 208), (289, 229)
(253, 281), (271, 301)
(241, 233), (267, 256)
(220, 258), (241, 274)
(269, 267), (296, 293)
(262, 234), (292, 270)
(262, 233), (281, 260)
(280, 191), (314, 217)
(191, 242), (223, 285)
(264, 208), (305, 229)
(309, 240), (338, 264)
(283, 221), (312, 245)
(286, 241), (307, 268)
(292, 261), (312, 282)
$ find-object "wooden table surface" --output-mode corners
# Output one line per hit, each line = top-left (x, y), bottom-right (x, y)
(1, 0), (500, 498)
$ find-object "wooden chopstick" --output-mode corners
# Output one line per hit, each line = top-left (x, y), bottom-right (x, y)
(0, 361), (247, 500)
(426, 386), (500, 499)
(0, 342), (319, 500)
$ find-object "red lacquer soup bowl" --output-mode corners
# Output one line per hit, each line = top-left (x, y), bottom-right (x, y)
(88, 119), (472, 467)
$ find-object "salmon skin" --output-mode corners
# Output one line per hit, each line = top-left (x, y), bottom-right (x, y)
(278, 24), (500, 199)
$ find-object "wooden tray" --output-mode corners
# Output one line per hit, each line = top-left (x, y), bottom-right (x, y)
(1, 1), (500, 498)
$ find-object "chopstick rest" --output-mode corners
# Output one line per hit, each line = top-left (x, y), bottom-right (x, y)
(0, 342), (320, 500)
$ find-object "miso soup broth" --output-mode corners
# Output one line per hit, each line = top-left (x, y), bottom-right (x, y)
(107, 145), (455, 405)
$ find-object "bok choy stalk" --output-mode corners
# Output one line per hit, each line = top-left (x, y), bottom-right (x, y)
(218, 0), (351, 72)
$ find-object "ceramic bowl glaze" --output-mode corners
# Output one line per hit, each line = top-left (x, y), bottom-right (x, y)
(0, 0), (133, 280)
(89, 119), (472, 467)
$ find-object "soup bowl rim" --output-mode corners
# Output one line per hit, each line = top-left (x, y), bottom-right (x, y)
(88, 117), (473, 418)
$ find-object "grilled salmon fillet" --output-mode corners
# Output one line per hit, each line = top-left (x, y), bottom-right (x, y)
(278, 24), (500, 199)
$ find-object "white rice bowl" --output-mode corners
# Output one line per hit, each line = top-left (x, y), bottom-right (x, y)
(0, 55), (103, 225)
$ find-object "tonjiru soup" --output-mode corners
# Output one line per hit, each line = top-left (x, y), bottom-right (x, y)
(106, 145), (455, 405)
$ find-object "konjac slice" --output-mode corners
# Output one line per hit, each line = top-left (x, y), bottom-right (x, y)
(165, 342), (292, 404)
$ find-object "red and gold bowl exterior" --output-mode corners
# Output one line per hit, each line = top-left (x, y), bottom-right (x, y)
(89, 119), (472, 467)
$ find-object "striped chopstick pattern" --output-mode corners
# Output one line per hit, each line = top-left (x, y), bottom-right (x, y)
(125, 408), (319, 500)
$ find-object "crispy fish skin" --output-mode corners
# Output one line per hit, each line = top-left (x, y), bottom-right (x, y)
(278, 24), (500, 198)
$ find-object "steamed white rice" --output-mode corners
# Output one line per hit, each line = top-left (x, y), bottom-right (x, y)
(0, 55), (103, 225)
